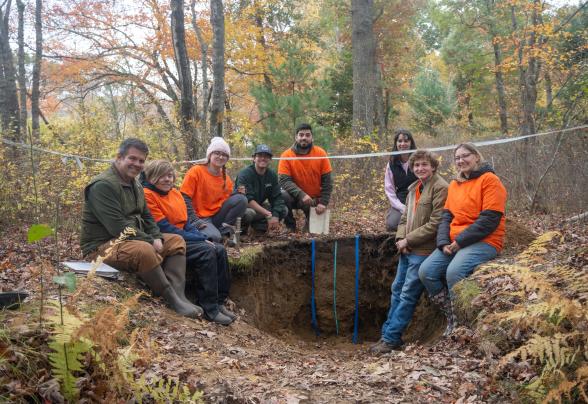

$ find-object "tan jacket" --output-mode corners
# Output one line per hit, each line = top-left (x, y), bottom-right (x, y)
(396, 173), (448, 255)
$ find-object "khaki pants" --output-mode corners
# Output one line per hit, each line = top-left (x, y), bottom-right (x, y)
(87, 233), (186, 273)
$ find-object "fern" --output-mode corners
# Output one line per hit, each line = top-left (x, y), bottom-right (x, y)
(517, 231), (562, 264)
(118, 346), (203, 403)
(45, 300), (92, 401)
(47, 339), (92, 401)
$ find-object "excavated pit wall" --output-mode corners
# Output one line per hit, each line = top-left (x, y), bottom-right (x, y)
(230, 234), (445, 344)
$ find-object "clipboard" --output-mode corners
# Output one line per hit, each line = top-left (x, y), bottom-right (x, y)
(61, 261), (120, 279)
(309, 207), (330, 234)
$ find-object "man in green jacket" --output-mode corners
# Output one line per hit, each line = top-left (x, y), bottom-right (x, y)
(80, 138), (202, 318)
(235, 144), (287, 234)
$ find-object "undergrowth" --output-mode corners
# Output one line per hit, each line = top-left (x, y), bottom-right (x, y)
(465, 232), (588, 402)
(2, 226), (204, 402)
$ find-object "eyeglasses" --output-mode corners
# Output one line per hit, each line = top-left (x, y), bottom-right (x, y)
(454, 152), (473, 162)
(212, 151), (229, 158)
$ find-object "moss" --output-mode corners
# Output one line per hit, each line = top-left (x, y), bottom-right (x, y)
(453, 279), (482, 325)
(229, 245), (263, 273)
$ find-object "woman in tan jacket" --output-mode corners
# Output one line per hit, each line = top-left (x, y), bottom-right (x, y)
(371, 150), (448, 354)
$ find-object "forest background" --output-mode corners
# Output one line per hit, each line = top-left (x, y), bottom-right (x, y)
(0, 1), (587, 402)
(0, 0), (586, 225)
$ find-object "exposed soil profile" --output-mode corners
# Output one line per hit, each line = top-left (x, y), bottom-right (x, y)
(230, 234), (445, 346)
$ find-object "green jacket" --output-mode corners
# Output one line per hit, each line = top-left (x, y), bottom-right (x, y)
(396, 173), (448, 255)
(235, 164), (287, 218)
(80, 165), (162, 256)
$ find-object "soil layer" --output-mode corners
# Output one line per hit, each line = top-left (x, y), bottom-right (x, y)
(230, 234), (445, 345)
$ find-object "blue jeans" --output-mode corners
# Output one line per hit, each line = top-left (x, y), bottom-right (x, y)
(381, 254), (428, 345)
(418, 242), (497, 298)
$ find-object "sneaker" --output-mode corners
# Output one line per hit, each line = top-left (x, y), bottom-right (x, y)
(369, 340), (403, 354)
(219, 305), (237, 320)
(206, 311), (234, 326)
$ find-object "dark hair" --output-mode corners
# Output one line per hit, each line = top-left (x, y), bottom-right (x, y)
(118, 138), (149, 157)
(295, 123), (312, 135)
(390, 128), (416, 163)
(408, 149), (440, 172)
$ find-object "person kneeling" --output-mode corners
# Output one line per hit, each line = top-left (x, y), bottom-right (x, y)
(143, 160), (236, 325)
(235, 144), (288, 236)
(371, 150), (448, 354)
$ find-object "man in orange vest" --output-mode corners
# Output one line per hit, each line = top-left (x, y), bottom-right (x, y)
(277, 123), (333, 232)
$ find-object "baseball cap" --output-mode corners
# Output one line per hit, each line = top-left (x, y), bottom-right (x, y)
(253, 144), (272, 157)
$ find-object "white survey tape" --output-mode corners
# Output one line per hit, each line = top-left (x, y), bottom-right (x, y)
(2, 124), (586, 164)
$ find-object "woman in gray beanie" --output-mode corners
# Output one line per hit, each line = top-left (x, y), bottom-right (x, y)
(180, 137), (247, 242)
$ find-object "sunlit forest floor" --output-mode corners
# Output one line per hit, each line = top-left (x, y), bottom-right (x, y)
(1, 210), (587, 402)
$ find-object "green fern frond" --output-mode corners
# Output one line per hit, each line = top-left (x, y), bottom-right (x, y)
(48, 339), (92, 401)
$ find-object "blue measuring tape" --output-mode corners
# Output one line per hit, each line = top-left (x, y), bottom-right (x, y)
(333, 240), (339, 336)
(353, 234), (360, 344)
(310, 239), (319, 335)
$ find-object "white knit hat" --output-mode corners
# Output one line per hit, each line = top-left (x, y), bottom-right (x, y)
(206, 136), (231, 160)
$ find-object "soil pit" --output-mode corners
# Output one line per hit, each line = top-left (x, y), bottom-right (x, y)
(230, 234), (445, 345)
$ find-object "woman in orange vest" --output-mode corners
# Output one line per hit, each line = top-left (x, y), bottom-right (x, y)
(418, 143), (507, 336)
(180, 137), (247, 243)
(143, 160), (236, 325)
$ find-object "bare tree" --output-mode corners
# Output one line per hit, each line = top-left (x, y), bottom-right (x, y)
(352, 0), (378, 137)
(191, 0), (209, 132)
(16, 0), (26, 138)
(171, 0), (200, 158)
(31, 0), (42, 139)
(0, 0), (21, 141)
(210, 0), (225, 138)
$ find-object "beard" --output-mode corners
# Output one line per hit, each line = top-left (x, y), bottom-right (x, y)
(297, 141), (312, 150)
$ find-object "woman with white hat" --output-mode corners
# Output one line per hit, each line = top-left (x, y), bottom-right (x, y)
(180, 137), (247, 242)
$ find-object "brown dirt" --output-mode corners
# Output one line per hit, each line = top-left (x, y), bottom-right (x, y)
(230, 234), (445, 346)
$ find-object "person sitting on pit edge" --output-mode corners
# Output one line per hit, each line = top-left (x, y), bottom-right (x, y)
(180, 137), (247, 243)
(235, 144), (288, 235)
(370, 150), (448, 354)
(80, 138), (202, 318)
(143, 160), (236, 325)
(278, 123), (332, 232)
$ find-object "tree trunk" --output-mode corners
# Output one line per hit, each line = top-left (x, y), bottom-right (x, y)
(0, 1), (21, 141)
(351, 0), (377, 137)
(171, 0), (200, 159)
(31, 0), (42, 140)
(106, 84), (121, 138)
(492, 40), (508, 134)
(191, 0), (209, 132)
(16, 0), (26, 138)
(209, 0), (225, 138)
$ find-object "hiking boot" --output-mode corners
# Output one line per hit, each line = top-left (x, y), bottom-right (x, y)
(138, 266), (200, 318)
(219, 304), (237, 320)
(430, 288), (456, 337)
(206, 311), (234, 326)
(162, 254), (203, 317)
(369, 340), (403, 354)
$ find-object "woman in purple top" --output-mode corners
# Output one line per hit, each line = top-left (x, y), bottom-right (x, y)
(385, 129), (418, 231)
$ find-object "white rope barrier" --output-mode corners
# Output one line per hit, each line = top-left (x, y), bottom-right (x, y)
(2, 124), (586, 165)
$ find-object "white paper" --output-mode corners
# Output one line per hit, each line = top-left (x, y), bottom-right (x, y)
(309, 208), (330, 234)
(61, 261), (119, 279)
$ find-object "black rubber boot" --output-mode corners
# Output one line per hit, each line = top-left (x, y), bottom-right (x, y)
(219, 305), (237, 320)
(206, 311), (234, 326)
(162, 255), (204, 317)
(139, 265), (200, 318)
(430, 288), (456, 337)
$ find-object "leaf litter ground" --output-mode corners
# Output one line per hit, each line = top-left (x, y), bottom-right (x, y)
(1, 211), (586, 402)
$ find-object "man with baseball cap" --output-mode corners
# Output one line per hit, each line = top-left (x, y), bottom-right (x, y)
(235, 144), (287, 234)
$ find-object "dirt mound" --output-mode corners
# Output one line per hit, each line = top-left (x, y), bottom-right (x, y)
(504, 218), (536, 252)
